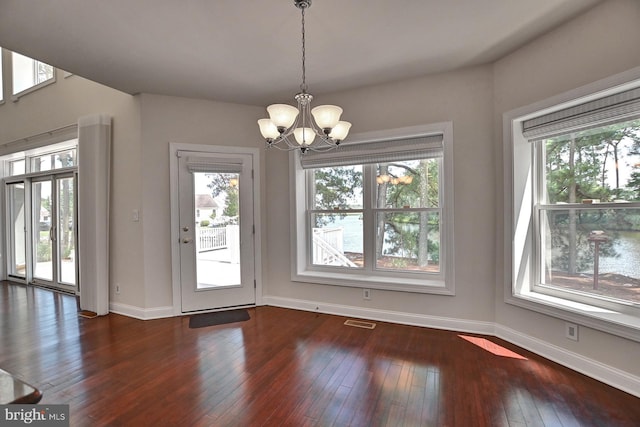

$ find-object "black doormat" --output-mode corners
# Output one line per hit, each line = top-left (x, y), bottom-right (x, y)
(189, 309), (250, 329)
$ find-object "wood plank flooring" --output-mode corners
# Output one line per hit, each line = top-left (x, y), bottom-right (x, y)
(1, 282), (639, 426)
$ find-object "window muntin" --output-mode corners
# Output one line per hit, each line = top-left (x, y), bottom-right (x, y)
(12, 52), (55, 96)
(534, 120), (640, 310)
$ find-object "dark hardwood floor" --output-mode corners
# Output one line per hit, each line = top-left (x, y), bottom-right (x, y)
(1, 282), (639, 426)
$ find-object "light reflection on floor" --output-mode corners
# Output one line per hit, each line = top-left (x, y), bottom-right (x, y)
(459, 335), (528, 360)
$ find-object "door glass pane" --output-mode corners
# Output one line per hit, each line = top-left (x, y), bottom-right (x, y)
(57, 177), (75, 285)
(33, 180), (53, 281)
(194, 172), (240, 288)
(7, 183), (26, 277)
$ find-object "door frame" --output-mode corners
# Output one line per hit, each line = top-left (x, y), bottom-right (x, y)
(169, 143), (263, 315)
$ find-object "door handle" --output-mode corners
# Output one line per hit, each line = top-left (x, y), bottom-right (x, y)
(182, 238), (193, 244)
(182, 226), (189, 232)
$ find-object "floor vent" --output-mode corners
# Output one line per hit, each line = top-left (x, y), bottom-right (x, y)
(344, 319), (376, 329)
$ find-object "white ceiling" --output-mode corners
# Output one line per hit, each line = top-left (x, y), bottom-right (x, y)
(0, 0), (601, 106)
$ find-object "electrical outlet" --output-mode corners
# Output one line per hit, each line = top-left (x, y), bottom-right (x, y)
(565, 322), (578, 341)
(363, 288), (371, 300)
(115, 285), (121, 295)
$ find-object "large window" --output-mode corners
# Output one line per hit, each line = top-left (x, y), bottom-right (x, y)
(535, 119), (640, 311)
(12, 52), (55, 97)
(292, 123), (454, 294)
(507, 74), (640, 338)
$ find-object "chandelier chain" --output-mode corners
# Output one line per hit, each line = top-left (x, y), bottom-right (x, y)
(300, 6), (307, 93)
(257, 0), (350, 152)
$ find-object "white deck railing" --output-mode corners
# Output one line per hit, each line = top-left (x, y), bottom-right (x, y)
(312, 227), (356, 267)
(198, 227), (227, 252)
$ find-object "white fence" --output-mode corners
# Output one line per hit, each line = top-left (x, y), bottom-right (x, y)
(198, 227), (227, 252)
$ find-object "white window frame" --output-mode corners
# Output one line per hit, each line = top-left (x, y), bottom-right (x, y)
(291, 122), (455, 294)
(504, 67), (640, 342)
(10, 51), (56, 101)
(0, 48), (4, 105)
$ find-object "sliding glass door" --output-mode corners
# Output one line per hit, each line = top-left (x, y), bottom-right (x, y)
(5, 172), (77, 292)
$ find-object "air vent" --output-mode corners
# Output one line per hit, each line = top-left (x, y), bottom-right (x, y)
(344, 319), (376, 329)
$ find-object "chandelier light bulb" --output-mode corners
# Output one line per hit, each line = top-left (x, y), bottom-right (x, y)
(294, 127), (315, 146)
(257, 119), (280, 140)
(328, 121), (352, 141)
(266, 104), (299, 129)
(311, 105), (343, 131)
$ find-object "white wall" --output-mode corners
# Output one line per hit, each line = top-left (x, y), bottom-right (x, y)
(265, 65), (497, 323)
(0, 67), (145, 308)
(493, 0), (640, 377)
(138, 94), (265, 309)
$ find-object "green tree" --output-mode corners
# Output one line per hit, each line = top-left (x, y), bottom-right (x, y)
(314, 167), (362, 210)
(223, 187), (239, 218)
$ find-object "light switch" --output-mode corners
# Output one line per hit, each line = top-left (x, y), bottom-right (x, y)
(132, 209), (140, 222)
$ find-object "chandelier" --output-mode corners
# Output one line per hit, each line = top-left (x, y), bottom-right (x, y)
(257, 0), (351, 153)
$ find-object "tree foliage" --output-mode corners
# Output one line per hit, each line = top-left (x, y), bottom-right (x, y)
(206, 173), (239, 224)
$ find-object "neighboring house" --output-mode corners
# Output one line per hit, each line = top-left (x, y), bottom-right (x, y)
(195, 194), (219, 224)
(40, 206), (50, 228)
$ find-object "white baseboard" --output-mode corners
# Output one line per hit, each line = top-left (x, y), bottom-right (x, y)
(495, 325), (640, 398)
(264, 295), (640, 398)
(262, 296), (495, 335)
(109, 302), (174, 320)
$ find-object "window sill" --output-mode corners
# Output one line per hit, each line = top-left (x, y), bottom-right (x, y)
(11, 76), (56, 102)
(507, 289), (640, 343)
(293, 269), (454, 295)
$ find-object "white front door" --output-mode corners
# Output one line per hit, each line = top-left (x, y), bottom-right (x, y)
(177, 151), (255, 312)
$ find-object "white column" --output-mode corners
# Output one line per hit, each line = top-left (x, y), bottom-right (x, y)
(78, 114), (111, 315)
